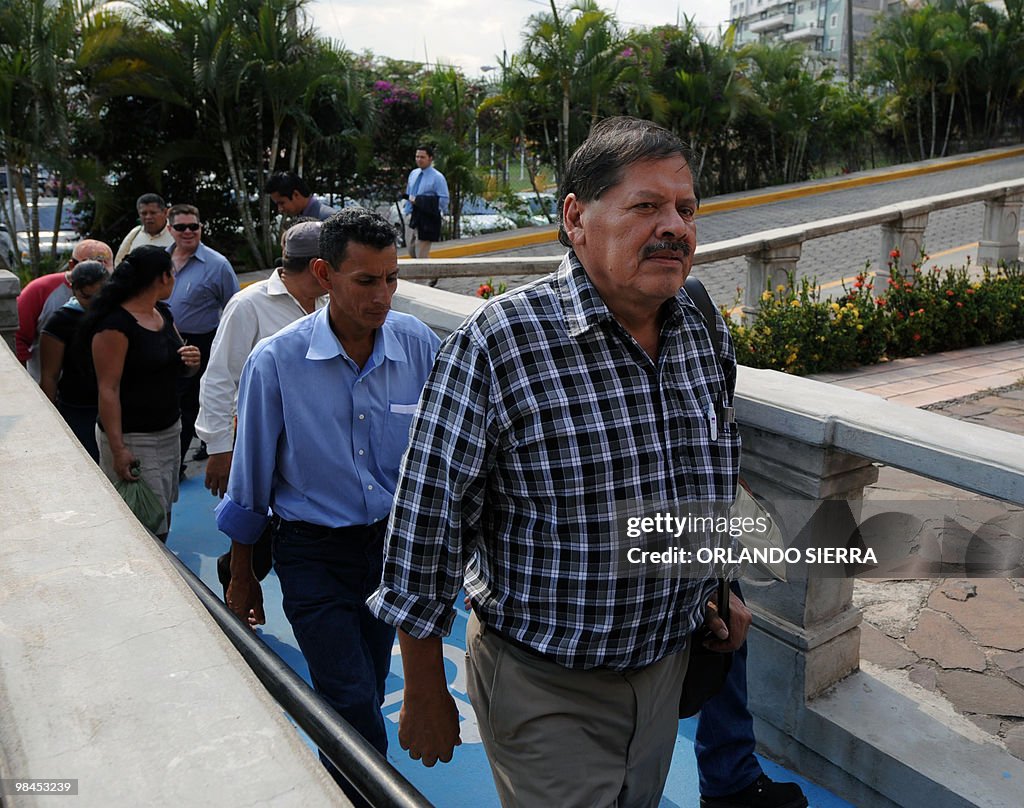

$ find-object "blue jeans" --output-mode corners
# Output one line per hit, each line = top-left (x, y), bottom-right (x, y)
(695, 581), (763, 797)
(272, 518), (395, 783)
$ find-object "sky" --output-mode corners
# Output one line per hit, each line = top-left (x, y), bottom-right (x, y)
(308, 0), (731, 75)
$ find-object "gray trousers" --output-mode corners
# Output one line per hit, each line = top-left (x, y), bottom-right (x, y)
(465, 612), (690, 808)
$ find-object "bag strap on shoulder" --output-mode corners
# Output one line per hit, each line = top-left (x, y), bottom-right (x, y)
(683, 275), (724, 365)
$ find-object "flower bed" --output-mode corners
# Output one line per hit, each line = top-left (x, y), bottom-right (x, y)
(727, 253), (1024, 375)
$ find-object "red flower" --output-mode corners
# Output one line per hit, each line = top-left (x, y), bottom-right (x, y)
(966, 288), (976, 295)
(913, 333), (921, 341)
(890, 248), (901, 259)
(477, 284), (493, 298)
(876, 297), (886, 306)
(955, 302), (964, 308)
(946, 290), (955, 296)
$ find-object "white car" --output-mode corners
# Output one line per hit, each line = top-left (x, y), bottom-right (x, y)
(456, 196), (518, 237)
(512, 191), (558, 227)
(7, 198), (82, 259)
(0, 223), (16, 269)
(378, 195), (518, 243)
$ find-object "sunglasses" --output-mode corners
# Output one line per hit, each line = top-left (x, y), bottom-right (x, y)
(172, 222), (201, 232)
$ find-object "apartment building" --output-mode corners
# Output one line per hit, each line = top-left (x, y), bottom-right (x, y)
(730, 0), (894, 70)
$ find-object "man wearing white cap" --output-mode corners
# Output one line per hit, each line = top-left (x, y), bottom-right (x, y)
(196, 219), (327, 595)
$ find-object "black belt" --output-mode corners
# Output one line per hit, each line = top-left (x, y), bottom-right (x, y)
(272, 516), (387, 541)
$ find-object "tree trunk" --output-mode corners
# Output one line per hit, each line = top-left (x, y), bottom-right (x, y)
(218, 105), (264, 269)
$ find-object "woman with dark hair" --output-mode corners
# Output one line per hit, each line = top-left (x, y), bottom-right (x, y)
(38, 260), (109, 461)
(84, 245), (201, 539)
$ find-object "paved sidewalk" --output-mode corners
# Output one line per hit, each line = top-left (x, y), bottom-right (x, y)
(810, 339), (1024, 408)
(809, 341), (1024, 764)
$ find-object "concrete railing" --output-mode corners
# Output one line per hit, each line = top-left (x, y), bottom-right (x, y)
(0, 346), (349, 806)
(733, 368), (1024, 808)
(397, 178), (1024, 314)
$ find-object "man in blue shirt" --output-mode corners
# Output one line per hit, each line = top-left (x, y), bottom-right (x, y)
(265, 171), (337, 221)
(403, 144), (449, 259)
(216, 208), (440, 801)
(166, 203), (240, 475)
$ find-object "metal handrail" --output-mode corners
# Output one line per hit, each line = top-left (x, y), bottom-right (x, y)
(156, 540), (434, 808)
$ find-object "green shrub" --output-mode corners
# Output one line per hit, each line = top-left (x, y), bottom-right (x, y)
(726, 253), (1024, 375)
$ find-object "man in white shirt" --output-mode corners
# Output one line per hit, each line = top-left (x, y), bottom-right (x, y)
(114, 193), (175, 265)
(195, 219), (328, 594)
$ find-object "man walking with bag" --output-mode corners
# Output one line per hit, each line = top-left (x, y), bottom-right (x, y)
(370, 117), (754, 807)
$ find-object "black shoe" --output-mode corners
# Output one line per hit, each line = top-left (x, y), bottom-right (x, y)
(192, 442), (208, 461)
(700, 774), (808, 808)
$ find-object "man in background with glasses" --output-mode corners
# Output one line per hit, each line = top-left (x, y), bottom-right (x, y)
(166, 203), (240, 480)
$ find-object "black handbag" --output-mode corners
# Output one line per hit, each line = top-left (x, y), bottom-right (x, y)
(679, 578), (734, 718)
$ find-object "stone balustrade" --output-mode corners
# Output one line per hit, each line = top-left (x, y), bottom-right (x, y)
(396, 178), (1024, 317)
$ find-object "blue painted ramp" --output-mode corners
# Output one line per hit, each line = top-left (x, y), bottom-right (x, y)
(169, 473), (852, 807)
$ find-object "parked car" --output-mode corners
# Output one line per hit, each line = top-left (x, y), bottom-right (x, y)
(513, 191), (558, 227)
(377, 194), (518, 244)
(456, 195), (518, 237)
(0, 223), (15, 269)
(9, 198), (81, 258)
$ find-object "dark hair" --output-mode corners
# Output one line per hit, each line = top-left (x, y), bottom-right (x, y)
(69, 260), (109, 290)
(319, 208), (397, 268)
(81, 246), (172, 337)
(136, 193), (166, 209)
(415, 144), (435, 158)
(557, 116), (698, 247)
(265, 171), (311, 198)
(282, 255), (315, 273)
(168, 203), (200, 222)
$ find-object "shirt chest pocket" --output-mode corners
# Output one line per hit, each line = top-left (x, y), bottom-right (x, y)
(372, 402), (418, 477)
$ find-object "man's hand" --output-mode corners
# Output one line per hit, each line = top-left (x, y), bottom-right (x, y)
(112, 446), (138, 482)
(702, 589), (752, 653)
(226, 572), (265, 628)
(398, 687), (462, 767)
(396, 631), (461, 766)
(205, 451), (232, 498)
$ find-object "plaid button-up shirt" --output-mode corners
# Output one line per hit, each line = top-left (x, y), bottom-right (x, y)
(368, 252), (741, 671)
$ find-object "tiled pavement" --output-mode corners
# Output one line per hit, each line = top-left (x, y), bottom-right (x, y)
(809, 341), (1024, 763)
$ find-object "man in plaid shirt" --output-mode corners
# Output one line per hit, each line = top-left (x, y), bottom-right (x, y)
(369, 117), (753, 807)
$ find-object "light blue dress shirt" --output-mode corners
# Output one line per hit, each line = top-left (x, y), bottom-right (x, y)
(215, 306), (441, 545)
(404, 166), (450, 214)
(166, 242), (239, 333)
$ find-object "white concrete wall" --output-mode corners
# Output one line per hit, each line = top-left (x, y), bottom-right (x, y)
(0, 347), (348, 807)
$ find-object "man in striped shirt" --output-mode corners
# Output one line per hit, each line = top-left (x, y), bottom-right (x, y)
(369, 117), (753, 807)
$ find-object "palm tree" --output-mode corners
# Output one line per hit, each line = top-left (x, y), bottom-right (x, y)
(0, 0), (94, 275)
(520, 0), (627, 181)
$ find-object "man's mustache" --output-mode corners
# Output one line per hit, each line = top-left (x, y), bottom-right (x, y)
(643, 240), (692, 258)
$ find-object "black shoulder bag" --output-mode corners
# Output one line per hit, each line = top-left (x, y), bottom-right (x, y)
(678, 276), (734, 718)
